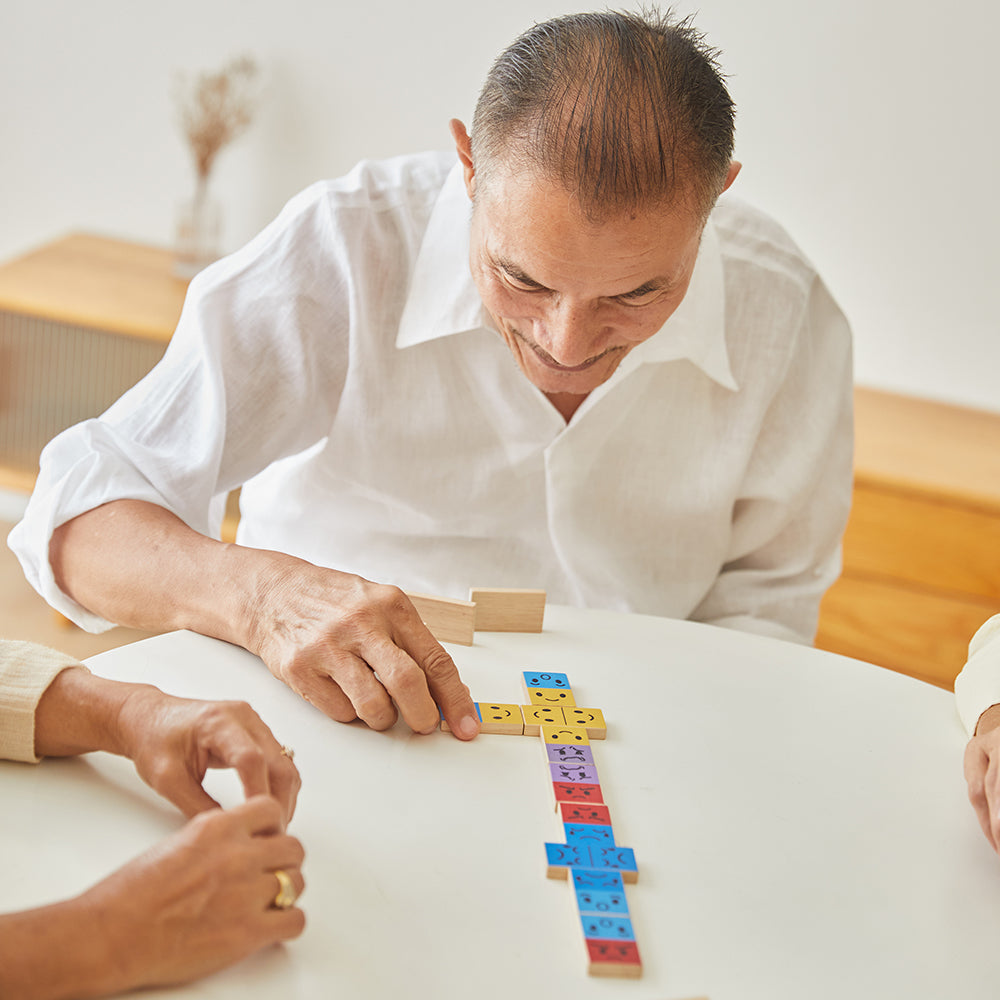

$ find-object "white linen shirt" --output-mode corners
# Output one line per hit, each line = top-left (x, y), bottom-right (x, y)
(9, 151), (854, 644)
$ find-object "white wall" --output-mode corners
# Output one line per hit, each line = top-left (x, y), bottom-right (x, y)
(2, 0), (997, 412)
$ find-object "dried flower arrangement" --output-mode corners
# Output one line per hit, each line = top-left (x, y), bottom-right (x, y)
(173, 55), (260, 275)
(176, 54), (260, 203)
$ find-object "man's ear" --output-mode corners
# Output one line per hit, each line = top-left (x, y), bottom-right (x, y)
(721, 160), (742, 194)
(449, 118), (476, 199)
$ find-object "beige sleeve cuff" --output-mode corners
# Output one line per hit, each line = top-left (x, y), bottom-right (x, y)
(954, 615), (1000, 736)
(0, 640), (89, 763)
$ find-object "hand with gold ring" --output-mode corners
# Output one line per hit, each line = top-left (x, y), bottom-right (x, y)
(0, 795), (305, 997)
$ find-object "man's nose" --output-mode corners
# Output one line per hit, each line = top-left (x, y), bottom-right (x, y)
(536, 300), (604, 366)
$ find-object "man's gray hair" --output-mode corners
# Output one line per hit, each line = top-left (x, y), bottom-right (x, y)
(471, 8), (736, 221)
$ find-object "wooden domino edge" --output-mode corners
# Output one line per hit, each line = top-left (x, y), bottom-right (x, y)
(405, 591), (476, 646)
(469, 587), (546, 632)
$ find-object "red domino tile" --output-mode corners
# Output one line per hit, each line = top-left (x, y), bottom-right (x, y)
(560, 802), (612, 825)
(586, 939), (642, 977)
(553, 781), (604, 804)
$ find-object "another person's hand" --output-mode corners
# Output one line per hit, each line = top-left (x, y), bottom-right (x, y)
(964, 703), (1000, 853)
(89, 796), (305, 991)
(116, 686), (301, 824)
(0, 796), (305, 999)
(33, 667), (301, 826)
(245, 557), (480, 740)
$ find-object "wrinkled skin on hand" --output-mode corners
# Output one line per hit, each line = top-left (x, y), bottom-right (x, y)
(246, 561), (479, 740)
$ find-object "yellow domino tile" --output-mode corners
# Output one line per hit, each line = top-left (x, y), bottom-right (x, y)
(526, 688), (576, 708)
(539, 724), (591, 746)
(563, 706), (607, 739)
(476, 703), (525, 735)
(521, 705), (565, 736)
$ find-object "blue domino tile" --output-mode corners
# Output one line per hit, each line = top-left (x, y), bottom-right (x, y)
(550, 762), (600, 784)
(564, 822), (615, 848)
(572, 868), (625, 892)
(589, 846), (638, 875)
(545, 743), (594, 765)
(523, 671), (571, 690)
(545, 842), (589, 869)
(574, 885), (630, 916)
(580, 914), (635, 941)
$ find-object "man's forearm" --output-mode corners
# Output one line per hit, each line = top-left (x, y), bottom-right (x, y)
(49, 499), (275, 651)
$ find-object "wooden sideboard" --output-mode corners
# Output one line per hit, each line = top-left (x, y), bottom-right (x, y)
(0, 233), (185, 493)
(2, 235), (996, 688)
(815, 389), (1000, 690)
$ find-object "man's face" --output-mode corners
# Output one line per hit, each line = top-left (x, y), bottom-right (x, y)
(467, 166), (705, 400)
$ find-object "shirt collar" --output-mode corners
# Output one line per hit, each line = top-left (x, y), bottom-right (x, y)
(396, 163), (738, 392)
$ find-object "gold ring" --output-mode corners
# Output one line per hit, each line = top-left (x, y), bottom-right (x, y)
(272, 868), (297, 909)
(280, 745), (295, 761)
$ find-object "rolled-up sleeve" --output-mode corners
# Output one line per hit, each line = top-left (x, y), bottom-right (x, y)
(955, 615), (1000, 736)
(0, 641), (86, 763)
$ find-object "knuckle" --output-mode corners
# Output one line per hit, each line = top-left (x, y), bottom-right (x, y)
(421, 645), (460, 683)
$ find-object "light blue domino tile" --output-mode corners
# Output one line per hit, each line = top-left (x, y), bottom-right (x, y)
(523, 671), (571, 690)
(564, 822), (616, 848)
(588, 846), (638, 875)
(580, 914), (635, 941)
(572, 868), (624, 892)
(545, 842), (589, 869)
(574, 884), (630, 916)
(545, 742), (594, 765)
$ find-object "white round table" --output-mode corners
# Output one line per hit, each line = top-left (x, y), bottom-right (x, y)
(3, 606), (997, 999)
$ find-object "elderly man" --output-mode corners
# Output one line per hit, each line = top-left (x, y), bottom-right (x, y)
(9, 11), (853, 739)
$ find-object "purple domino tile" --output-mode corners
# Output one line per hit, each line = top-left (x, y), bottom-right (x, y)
(550, 761), (600, 784)
(545, 742), (594, 765)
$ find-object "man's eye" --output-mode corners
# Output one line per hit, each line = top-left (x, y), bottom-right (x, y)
(616, 290), (661, 306)
(501, 271), (542, 292)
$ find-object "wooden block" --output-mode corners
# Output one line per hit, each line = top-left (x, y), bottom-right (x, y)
(561, 802), (612, 826)
(527, 687), (577, 708)
(585, 939), (642, 978)
(553, 782), (604, 807)
(522, 670), (571, 692)
(564, 707), (607, 739)
(565, 822), (615, 848)
(476, 703), (525, 735)
(469, 587), (546, 632)
(522, 705), (564, 736)
(405, 592), (476, 646)
(540, 724), (590, 746)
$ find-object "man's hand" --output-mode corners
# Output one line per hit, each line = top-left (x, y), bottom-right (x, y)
(246, 558), (480, 740)
(49, 500), (480, 741)
(116, 687), (302, 824)
(964, 703), (1000, 853)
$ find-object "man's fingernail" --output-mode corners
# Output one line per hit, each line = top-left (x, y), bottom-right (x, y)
(456, 714), (480, 739)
